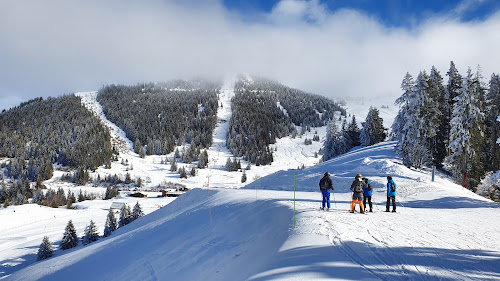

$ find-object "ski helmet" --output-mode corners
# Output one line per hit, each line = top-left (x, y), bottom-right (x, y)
(356, 173), (362, 178)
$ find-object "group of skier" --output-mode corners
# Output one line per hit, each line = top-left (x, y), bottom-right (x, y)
(318, 172), (397, 213)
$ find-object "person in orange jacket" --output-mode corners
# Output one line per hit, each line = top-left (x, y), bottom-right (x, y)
(350, 173), (367, 213)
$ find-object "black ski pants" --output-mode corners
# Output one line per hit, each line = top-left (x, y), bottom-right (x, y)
(363, 196), (372, 211)
(386, 196), (396, 212)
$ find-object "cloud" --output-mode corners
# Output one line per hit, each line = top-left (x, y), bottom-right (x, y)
(453, 0), (487, 18)
(1, 0), (500, 112)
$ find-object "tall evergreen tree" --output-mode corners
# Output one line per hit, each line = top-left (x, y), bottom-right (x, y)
(446, 67), (485, 190)
(37, 236), (53, 261)
(104, 209), (118, 237)
(427, 66), (445, 167)
(322, 120), (339, 161)
(346, 115), (361, 147)
(61, 220), (79, 250)
(132, 201), (144, 220)
(170, 157), (178, 172)
(393, 72), (415, 158)
(82, 220), (99, 245)
(119, 204), (132, 227)
(360, 107), (385, 147)
(444, 61), (463, 154)
(485, 73), (500, 172)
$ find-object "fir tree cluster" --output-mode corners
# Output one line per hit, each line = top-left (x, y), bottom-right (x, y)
(39, 202), (145, 260)
(97, 80), (219, 156)
(228, 76), (344, 165)
(0, 95), (112, 181)
(393, 61), (500, 192)
(322, 108), (385, 161)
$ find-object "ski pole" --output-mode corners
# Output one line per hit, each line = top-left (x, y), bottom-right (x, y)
(332, 190), (337, 208)
(398, 199), (405, 208)
(373, 198), (379, 211)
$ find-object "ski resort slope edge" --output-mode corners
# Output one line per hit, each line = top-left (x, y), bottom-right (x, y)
(6, 141), (500, 281)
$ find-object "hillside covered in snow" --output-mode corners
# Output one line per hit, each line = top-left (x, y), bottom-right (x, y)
(6, 141), (500, 281)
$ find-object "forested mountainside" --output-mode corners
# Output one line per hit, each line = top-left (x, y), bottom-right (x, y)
(97, 80), (220, 156)
(0, 95), (112, 180)
(228, 76), (345, 165)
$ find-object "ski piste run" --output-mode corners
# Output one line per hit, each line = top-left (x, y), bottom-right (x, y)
(6, 141), (500, 281)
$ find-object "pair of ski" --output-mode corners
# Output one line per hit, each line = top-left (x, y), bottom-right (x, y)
(349, 209), (368, 214)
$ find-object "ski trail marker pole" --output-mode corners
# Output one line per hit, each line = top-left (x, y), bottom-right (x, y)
(294, 171), (296, 229)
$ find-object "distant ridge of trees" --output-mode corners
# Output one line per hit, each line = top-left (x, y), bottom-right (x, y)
(0, 95), (112, 180)
(228, 76), (345, 165)
(97, 79), (220, 156)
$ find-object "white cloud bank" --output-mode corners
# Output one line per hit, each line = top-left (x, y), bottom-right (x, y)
(1, 0), (500, 110)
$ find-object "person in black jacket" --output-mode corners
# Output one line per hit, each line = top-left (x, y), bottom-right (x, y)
(319, 172), (334, 211)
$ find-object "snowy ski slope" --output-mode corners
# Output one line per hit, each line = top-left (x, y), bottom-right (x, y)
(6, 142), (500, 281)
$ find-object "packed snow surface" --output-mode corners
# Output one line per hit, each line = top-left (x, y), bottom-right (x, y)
(5, 142), (500, 281)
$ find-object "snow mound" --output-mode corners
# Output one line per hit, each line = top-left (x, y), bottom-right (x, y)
(244, 141), (409, 193)
(355, 157), (407, 177)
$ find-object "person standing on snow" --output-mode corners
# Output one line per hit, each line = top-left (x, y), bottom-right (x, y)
(319, 172), (334, 211)
(362, 177), (373, 212)
(350, 174), (366, 213)
(386, 176), (397, 212)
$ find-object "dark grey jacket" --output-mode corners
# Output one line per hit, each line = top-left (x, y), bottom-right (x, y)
(350, 179), (366, 193)
(319, 176), (333, 191)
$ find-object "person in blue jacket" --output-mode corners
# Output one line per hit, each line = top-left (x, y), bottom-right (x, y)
(386, 176), (396, 212)
(362, 177), (373, 212)
(319, 172), (334, 211)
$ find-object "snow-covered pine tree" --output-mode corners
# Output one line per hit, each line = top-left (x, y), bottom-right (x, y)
(37, 236), (53, 261)
(393, 72), (415, 156)
(322, 120), (338, 161)
(170, 157), (177, 172)
(61, 220), (79, 250)
(197, 150), (209, 169)
(404, 71), (430, 168)
(103, 208), (118, 237)
(134, 139), (145, 158)
(82, 220), (99, 245)
(346, 115), (361, 147)
(335, 120), (351, 155)
(241, 170), (247, 183)
(427, 66), (446, 167)
(394, 71), (439, 168)
(444, 61), (463, 151)
(119, 204), (132, 227)
(485, 73), (500, 172)
(446, 67), (486, 190)
(179, 166), (187, 178)
(360, 107), (385, 147)
(132, 201), (144, 220)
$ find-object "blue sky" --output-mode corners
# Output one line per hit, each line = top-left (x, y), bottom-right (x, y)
(1, 0), (500, 110)
(224, 0), (500, 26)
